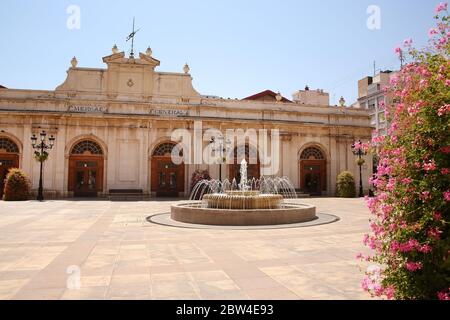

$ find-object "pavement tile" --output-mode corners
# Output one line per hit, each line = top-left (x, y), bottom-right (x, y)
(0, 198), (374, 300)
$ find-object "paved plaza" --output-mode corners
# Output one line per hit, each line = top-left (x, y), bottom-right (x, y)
(0, 198), (374, 300)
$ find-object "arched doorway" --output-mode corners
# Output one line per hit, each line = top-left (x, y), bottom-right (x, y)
(299, 146), (326, 196)
(68, 140), (104, 197)
(151, 142), (185, 197)
(0, 137), (20, 199)
(228, 145), (260, 183)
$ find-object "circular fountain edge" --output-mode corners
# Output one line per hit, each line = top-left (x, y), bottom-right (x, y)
(171, 202), (317, 226)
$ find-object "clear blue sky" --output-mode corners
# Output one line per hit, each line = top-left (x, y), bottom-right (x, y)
(0, 0), (439, 104)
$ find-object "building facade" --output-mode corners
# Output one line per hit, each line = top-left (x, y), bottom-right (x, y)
(0, 47), (373, 198)
(356, 70), (398, 136)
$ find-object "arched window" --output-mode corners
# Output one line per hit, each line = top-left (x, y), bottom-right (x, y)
(0, 137), (19, 153)
(152, 142), (183, 157)
(300, 147), (325, 160)
(71, 140), (103, 155)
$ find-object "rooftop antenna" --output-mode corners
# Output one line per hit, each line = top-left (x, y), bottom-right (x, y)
(373, 60), (376, 76)
(126, 17), (140, 58)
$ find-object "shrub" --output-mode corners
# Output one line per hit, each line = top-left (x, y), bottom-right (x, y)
(360, 4), (450, 300)
(3, 168), (31, 201)
(336, 171), (356, 198)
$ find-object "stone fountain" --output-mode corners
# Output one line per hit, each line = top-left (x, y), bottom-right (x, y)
(171, 159), (316, 226)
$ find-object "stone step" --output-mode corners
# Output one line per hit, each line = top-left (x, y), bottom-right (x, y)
(108, 194), (152, 201)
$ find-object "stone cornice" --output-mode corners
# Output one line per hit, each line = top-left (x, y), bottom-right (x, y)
(0, 108), (373, 131)
(0, 97), (370, 122)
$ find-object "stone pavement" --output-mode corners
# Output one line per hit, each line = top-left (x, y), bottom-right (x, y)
(0, 198), (374, 300)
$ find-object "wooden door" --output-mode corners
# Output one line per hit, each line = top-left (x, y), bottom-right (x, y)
(68, 156), (103, 197)
(300, 160), (326, 196)
(151, 157), (185, 197)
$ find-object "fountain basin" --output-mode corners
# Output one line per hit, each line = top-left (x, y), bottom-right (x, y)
(203, 191), (283, 210)
(171, 202), (316, 226)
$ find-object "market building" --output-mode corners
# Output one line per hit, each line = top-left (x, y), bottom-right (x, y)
(0, 47), (373, 199)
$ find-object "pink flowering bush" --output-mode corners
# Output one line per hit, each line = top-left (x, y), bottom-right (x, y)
(360, 5), (450, 300)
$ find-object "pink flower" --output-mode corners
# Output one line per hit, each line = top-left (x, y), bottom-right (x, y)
(363, 234), (369, 245)
(416, 100), (426, 108)
(403, 38), (413, 47)
(391, 239), (425, 253)
(418, 244), (432, 253)
(405, 261), (422, 272)
(386, 180), (396, 191)
(441, 146), (450, 154)
(353, 141), (370, 153)
(444, 190), (450, 202)
(361, 277), (370, 291)
(402, 178), (413, 184)
(396, 103), (405, 113)
(428, 227), (443, 240)
(437, 104), (450, 116)
(372, 135), (385, 145)
(407, 104), (420, 115)
(419, 67), (432, 77)
(446, 79), (450, 86)
(362, 142), (370, 151)
(441, 168), (450, 175)
(394, 47), (402, 57)
(419, 79), (429, 88)
(374, 284), (383, 296)
(429, 28), (438, 37)
(385, 286), (395, 300)
(436, 2), (448, 14)
(368, 237), (378, 250)
(419, 191), (431, 201)
(434, 212), (442, 220)
(423, 160), (437, 171)
(390, 73), (400, 85)
(437, 289), (450, 300)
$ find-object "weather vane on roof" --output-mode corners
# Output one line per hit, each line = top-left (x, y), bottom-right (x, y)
(126, 17), (140, 58)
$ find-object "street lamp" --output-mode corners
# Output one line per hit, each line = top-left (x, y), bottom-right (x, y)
(210, 136), (232, 182)
(31, 130), (55, 201)
(352, 140), (367, 198)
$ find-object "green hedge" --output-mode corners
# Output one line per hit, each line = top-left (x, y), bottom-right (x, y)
(2, 168), (31, 201)
(336, 171), (356, 198)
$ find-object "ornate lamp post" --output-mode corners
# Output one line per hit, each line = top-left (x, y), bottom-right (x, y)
(352, 140), (367, 197)
(31, 131), (55, 201)
(210, 136), (232, 182)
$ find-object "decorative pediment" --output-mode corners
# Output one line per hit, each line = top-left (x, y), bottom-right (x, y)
(101, 51), (160, 69)
(138, 53), (160, 68)
(56, 47), (199, 98)
(102, 51), (126, 63)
